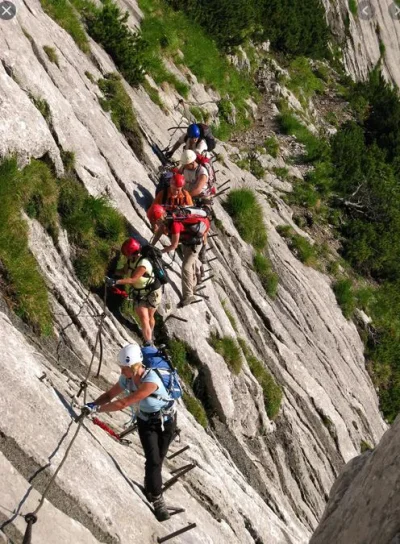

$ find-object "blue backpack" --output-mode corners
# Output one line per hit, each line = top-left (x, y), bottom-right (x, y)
(141, 345), (183, 401)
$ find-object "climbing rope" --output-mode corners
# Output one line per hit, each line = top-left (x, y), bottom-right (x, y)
(20, 287), (109, 543)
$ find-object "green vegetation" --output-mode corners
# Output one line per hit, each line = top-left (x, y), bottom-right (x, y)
(264, 136), (279, 158)
(253, 253), (278, 298)
(225, 189), (267, 251)
(333, 279), (356, 319)
(360, 440), (373, 452)
(58, 178), (128, 287)
(183, 393), (208, 428)
(43, 45), (59, 66)
(221, 299), (238, 331)
(85, 71), (96, 83)
(277, 110), (326, 163)
(30, 96), (51, 121)
(0, 159), (56, 334)
(167, 0), (329, 58)
(348, 0), (357, 16)
(139, 0), (256, 139)
(84, 0), (148, 87)
(167, 339), (208, 427)
(98, 73), (143, 159)
(286, 57), (324, 106)
(238, 338), (282, 419)
(249, 155), (265, 180)
(60, 150), (76, 174)
(277, 225), (317, 266)
(142, 80), (165, 111)
(209, 333), (242, 375)
(273, 167), (290, 180)
(40, 0), (90, 53)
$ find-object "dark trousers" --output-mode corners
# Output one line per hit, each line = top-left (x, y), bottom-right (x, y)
(137, 415), (177, 497)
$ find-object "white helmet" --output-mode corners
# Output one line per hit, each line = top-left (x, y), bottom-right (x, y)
(180, 149), (197, 166)
(118, 343), (143, 366)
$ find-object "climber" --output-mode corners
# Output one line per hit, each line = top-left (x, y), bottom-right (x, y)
(165, 123), (208, 159)
(152, 172), (193, 211)
(84, 343), (177, 522)
(106, 238), (161, 344)
(149, 204), (210, 306)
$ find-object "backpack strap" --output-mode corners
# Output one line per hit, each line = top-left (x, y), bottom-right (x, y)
(162, 186), (169, 205)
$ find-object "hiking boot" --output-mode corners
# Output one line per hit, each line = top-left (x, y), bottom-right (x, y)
(182, 295), (197, 306)
(153, 495), (170, 522)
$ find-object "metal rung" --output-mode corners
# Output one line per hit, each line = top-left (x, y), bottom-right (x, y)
(195, 293), (209, 300)
(166, 314), (188, 323)
(118, 423), (137, 439)
(167, 507), (185, 516)
(163, 463), (196, 492)
(200, 275), (214, 283)
(195, 285), (206, 292)
(170, 463), (194, 475)
(207, 257), (217, 264)
(157, 523), (197, 543)
(167, 445), (190, 460)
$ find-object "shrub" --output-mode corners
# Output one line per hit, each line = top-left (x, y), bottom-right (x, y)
(225, 189), (267, 251)
(60, 150), (76, 174)
(43, 45), (59, 66)
(264, 136), (279, 158)
(58, 178), (128, 287)
(273, 167), (289, 180)
(142, 80), (165, 111)
(85, 71), (96, 83)
(249, 156), (265, 180)
(286, 57), (325, 105)
(277, 225), (317, 266)
(40, 0), (90, 53)
(348, 0), (357, 15)
(167, 339), (194, 384)
(0, 158), (54, 334)
(209, 333), (242, 375)
(238, 338), (282, 419)
(30, 96), (51, 121)
(139, 0), (256, 139)
(85, 0), (148, 87)
(253, 253), (278, 298)
(333, 279), (356, 319)
(183, 392), (208, 428)
(278, 111), (326, 163)
(98, 73), (143, 159)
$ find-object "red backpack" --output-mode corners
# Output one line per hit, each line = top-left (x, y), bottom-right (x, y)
(173, 213), (210, 246)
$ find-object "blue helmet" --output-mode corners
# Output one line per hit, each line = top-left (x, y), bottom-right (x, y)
(187, 124), (200, 138)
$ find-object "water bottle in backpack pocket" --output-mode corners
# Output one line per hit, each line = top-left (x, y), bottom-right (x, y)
(140, 245), (169, 286)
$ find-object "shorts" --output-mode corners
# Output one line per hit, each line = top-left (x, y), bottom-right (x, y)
(135, 287), (162, 309)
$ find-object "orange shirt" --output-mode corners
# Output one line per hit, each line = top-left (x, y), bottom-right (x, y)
(153, 188), (193, 209)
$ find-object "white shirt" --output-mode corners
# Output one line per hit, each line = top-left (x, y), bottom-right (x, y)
(178, 134), (208, 154)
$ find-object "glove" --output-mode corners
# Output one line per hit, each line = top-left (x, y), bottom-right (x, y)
(105, 276), (117, 287)
(164, 150), (173, 160)
(84, 402), (99, 413)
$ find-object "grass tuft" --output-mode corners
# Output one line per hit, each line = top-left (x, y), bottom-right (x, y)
(238, 338), (282, 419)
(209, 333), (242, 375)
(98, 73), (143, 160)
(333, 279), (356, 319)
(225, 189), (267, 251)
(253, 253), (278, 298)
(264, 136), (279, 158)
(40, 0), (90, 53)
(43, 45), (59, 66)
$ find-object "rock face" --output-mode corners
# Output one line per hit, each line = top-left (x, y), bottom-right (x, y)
(323, 0), (400, 88)
(0, 1), (391, 543)
(310, 415), (400, 544)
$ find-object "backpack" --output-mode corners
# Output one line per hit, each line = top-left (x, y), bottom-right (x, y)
(141, 345), (183, 401)
(155, 170), (175, 195)
(173, 214), (210, 245)
(198, 123), (216, 151)
(196, 154), (216, 191)
(140, 245), (169, 286)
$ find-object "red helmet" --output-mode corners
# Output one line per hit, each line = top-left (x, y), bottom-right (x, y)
(172, 173), (185, 188)
(121, 238), (141, 257)
(150, 204), (166, 222)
